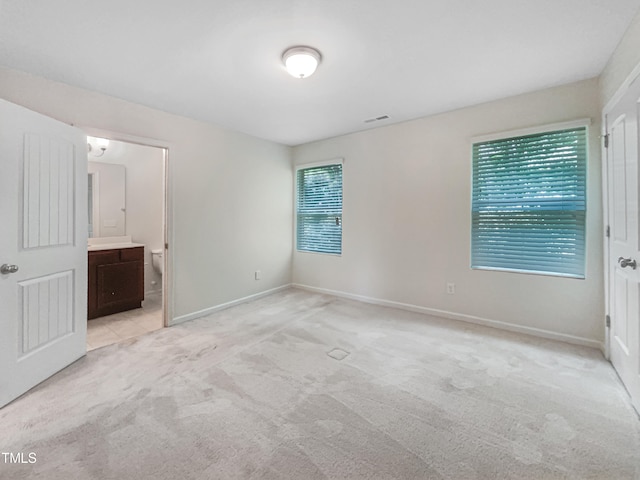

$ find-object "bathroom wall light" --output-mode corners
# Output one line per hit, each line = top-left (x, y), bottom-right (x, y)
(87, 137), (110, 157)
(282, 46), (321, 79)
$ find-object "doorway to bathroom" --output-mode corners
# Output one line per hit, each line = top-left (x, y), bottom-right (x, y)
(85, 136), (168, 351)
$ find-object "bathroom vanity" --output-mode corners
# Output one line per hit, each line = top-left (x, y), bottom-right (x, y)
(88, 238), (144, 320)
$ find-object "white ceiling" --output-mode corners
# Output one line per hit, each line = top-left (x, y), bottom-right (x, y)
(0, 1), (638, 146)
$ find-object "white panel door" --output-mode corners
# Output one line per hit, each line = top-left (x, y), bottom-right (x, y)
(607, 75), (640, 413)
(0, 99), (87, 408)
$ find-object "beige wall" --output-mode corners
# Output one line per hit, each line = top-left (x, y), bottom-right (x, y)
(599, 8), (640, 107)
(0, 67), (293, 323)
(293, 78), (603, 346)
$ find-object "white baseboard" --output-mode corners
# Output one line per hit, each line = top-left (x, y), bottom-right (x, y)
(293, 283), (604, 351)
(170, 284), (292, 326)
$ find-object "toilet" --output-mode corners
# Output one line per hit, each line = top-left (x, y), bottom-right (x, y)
(151, 249), (163, 275)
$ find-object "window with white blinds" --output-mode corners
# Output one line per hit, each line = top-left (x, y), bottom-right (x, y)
(296, 163), (343, 254)
(471, 126), (587, 278)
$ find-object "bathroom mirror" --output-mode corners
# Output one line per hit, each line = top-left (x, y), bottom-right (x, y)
(88, 161), (126, 237)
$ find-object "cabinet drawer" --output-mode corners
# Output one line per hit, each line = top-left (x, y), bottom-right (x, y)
(120, 247), (144, 262)
(89, 250), (120, 265)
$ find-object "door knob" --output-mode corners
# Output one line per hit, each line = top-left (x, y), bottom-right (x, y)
(618, 257), (637, 269)
(0, 264), (19, 274)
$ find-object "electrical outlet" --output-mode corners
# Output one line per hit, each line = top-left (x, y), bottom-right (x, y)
(255, 270), (261, 280)
(446, 282), (455, 294)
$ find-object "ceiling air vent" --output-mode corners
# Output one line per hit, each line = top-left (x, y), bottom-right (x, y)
(364, 115), (390, 124)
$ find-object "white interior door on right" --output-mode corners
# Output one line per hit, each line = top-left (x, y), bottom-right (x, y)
(607, 74), (640, 413)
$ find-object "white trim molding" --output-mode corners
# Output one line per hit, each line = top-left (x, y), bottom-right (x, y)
(293, 283), (604, 352)
(295, 157), (344, 171)
(603, 62), (640, 114)
(470, 118), (592, 144)
(170, 284), (292, 326)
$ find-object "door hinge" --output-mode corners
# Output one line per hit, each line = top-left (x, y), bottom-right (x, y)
(606, 225), (610, 238)
(604, 133), (610, 149)
(606, 315), (611, 328)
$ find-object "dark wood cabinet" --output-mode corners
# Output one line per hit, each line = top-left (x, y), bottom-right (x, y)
(88, 247), (144, 319)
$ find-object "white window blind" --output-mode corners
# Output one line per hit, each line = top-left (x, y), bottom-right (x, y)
(471, 126), (587, 278)
(296, 163), (343, 254)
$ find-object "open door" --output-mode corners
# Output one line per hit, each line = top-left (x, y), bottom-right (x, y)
(606, 74), (640, 413)
(0, 99), (87, 408)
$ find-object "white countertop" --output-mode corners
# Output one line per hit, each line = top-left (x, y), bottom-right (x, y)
(88, 242), (145, 252)
(88, 235), (144, 252)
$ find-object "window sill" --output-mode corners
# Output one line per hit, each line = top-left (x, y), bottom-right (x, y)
(296, 249), (342, 257)
(471, 265), (584, 280)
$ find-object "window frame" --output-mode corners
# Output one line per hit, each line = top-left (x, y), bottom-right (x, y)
(469, 119), (591, 279)
(294, 158), (344, 256)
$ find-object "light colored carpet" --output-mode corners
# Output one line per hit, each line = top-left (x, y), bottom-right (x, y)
(1, 288), (639, 479)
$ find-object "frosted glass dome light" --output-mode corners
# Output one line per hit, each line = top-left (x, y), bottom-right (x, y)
(95, 137), (110, 149)
(87, 136), (110, 157)
(282, 46), (321, 79)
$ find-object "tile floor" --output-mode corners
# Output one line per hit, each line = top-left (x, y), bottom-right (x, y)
(86, 292), (164, 351)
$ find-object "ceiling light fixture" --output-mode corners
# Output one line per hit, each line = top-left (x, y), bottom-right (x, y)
(282, 46), (321, 79)
(87, 137), (110, 157)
